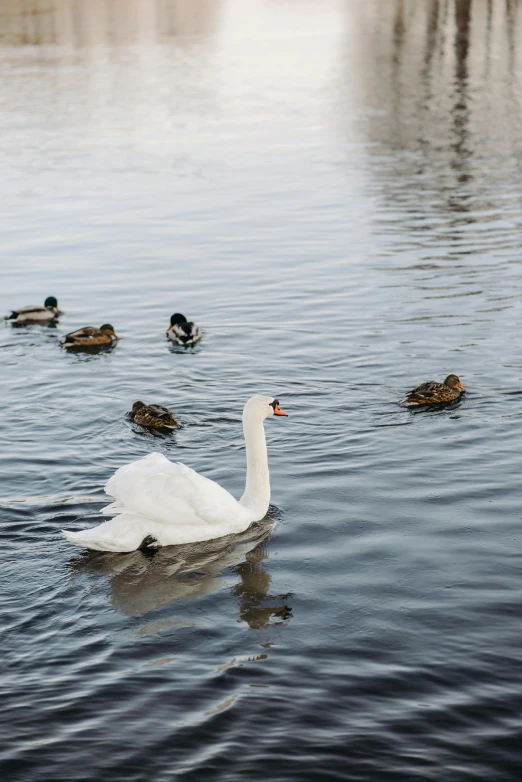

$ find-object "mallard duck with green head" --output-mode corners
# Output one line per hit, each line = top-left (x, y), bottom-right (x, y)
(166, 313), (202, 346)
(130, 402), (180, 430)
(400, 374), (465, 407)
(6, 296), (60, 324)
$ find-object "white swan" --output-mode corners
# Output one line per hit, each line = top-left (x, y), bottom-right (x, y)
(62, 395), (288, 552)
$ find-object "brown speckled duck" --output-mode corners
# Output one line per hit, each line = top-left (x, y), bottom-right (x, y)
(62, 324), (119, 349)
(400, 374), (465, 407)
(130, 402), (180, 430)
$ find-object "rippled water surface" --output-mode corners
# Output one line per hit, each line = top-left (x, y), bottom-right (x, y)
(2, 1), (522, 780)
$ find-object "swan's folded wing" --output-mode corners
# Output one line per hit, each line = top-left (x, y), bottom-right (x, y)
(103, 452), (243, 528)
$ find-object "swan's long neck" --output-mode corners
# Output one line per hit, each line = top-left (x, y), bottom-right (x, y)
(239, 410), (270, 518)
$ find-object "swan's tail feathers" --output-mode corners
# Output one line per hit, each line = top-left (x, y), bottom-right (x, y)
(61, 528), (124, 552)
(102, 500), (124, 514)
(61, 515), (153, 553)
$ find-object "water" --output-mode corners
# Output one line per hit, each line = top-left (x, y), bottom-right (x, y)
(2, 1), (522, 779)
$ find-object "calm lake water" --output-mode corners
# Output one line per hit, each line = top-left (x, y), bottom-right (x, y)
(2, 1), (522, 780)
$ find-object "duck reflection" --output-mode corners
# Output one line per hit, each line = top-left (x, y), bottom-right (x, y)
(69, 515), (292, 626)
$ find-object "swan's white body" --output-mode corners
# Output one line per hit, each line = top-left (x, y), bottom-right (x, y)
(62, 395), (286, 552)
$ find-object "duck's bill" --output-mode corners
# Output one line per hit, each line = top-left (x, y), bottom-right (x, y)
(457, 382), (465, 390)
(274, 404), (288, 416)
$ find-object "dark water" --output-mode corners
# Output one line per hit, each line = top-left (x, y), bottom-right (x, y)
(2, 1), (522, 779)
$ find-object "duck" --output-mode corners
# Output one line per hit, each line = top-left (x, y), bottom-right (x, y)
(62, 324), (119, 349)
(130, 401), (180, 430)
(400, 374), (465, 407)
(6, 296), (60, 324)
(166, 313), (202, 346)
(62, 395), (288, 552)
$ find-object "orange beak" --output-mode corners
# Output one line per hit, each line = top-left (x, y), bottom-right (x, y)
(273, 403), (288, 416)
(457, 382), (465, 390)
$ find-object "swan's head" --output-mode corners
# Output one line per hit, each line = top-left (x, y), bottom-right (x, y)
(244, 395), (288, 421)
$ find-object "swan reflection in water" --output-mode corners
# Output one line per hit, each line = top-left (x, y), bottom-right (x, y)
(69, 514), (292, 627)
(232, 545), (292, 629)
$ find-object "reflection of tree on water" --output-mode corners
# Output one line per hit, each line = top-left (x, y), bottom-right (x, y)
(69, 514), (292, 627)
(389, 0), (473, 186)
(348, 0), (522, 227)
(452, 0), (472, 185)
(0, 0), (223, 46)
